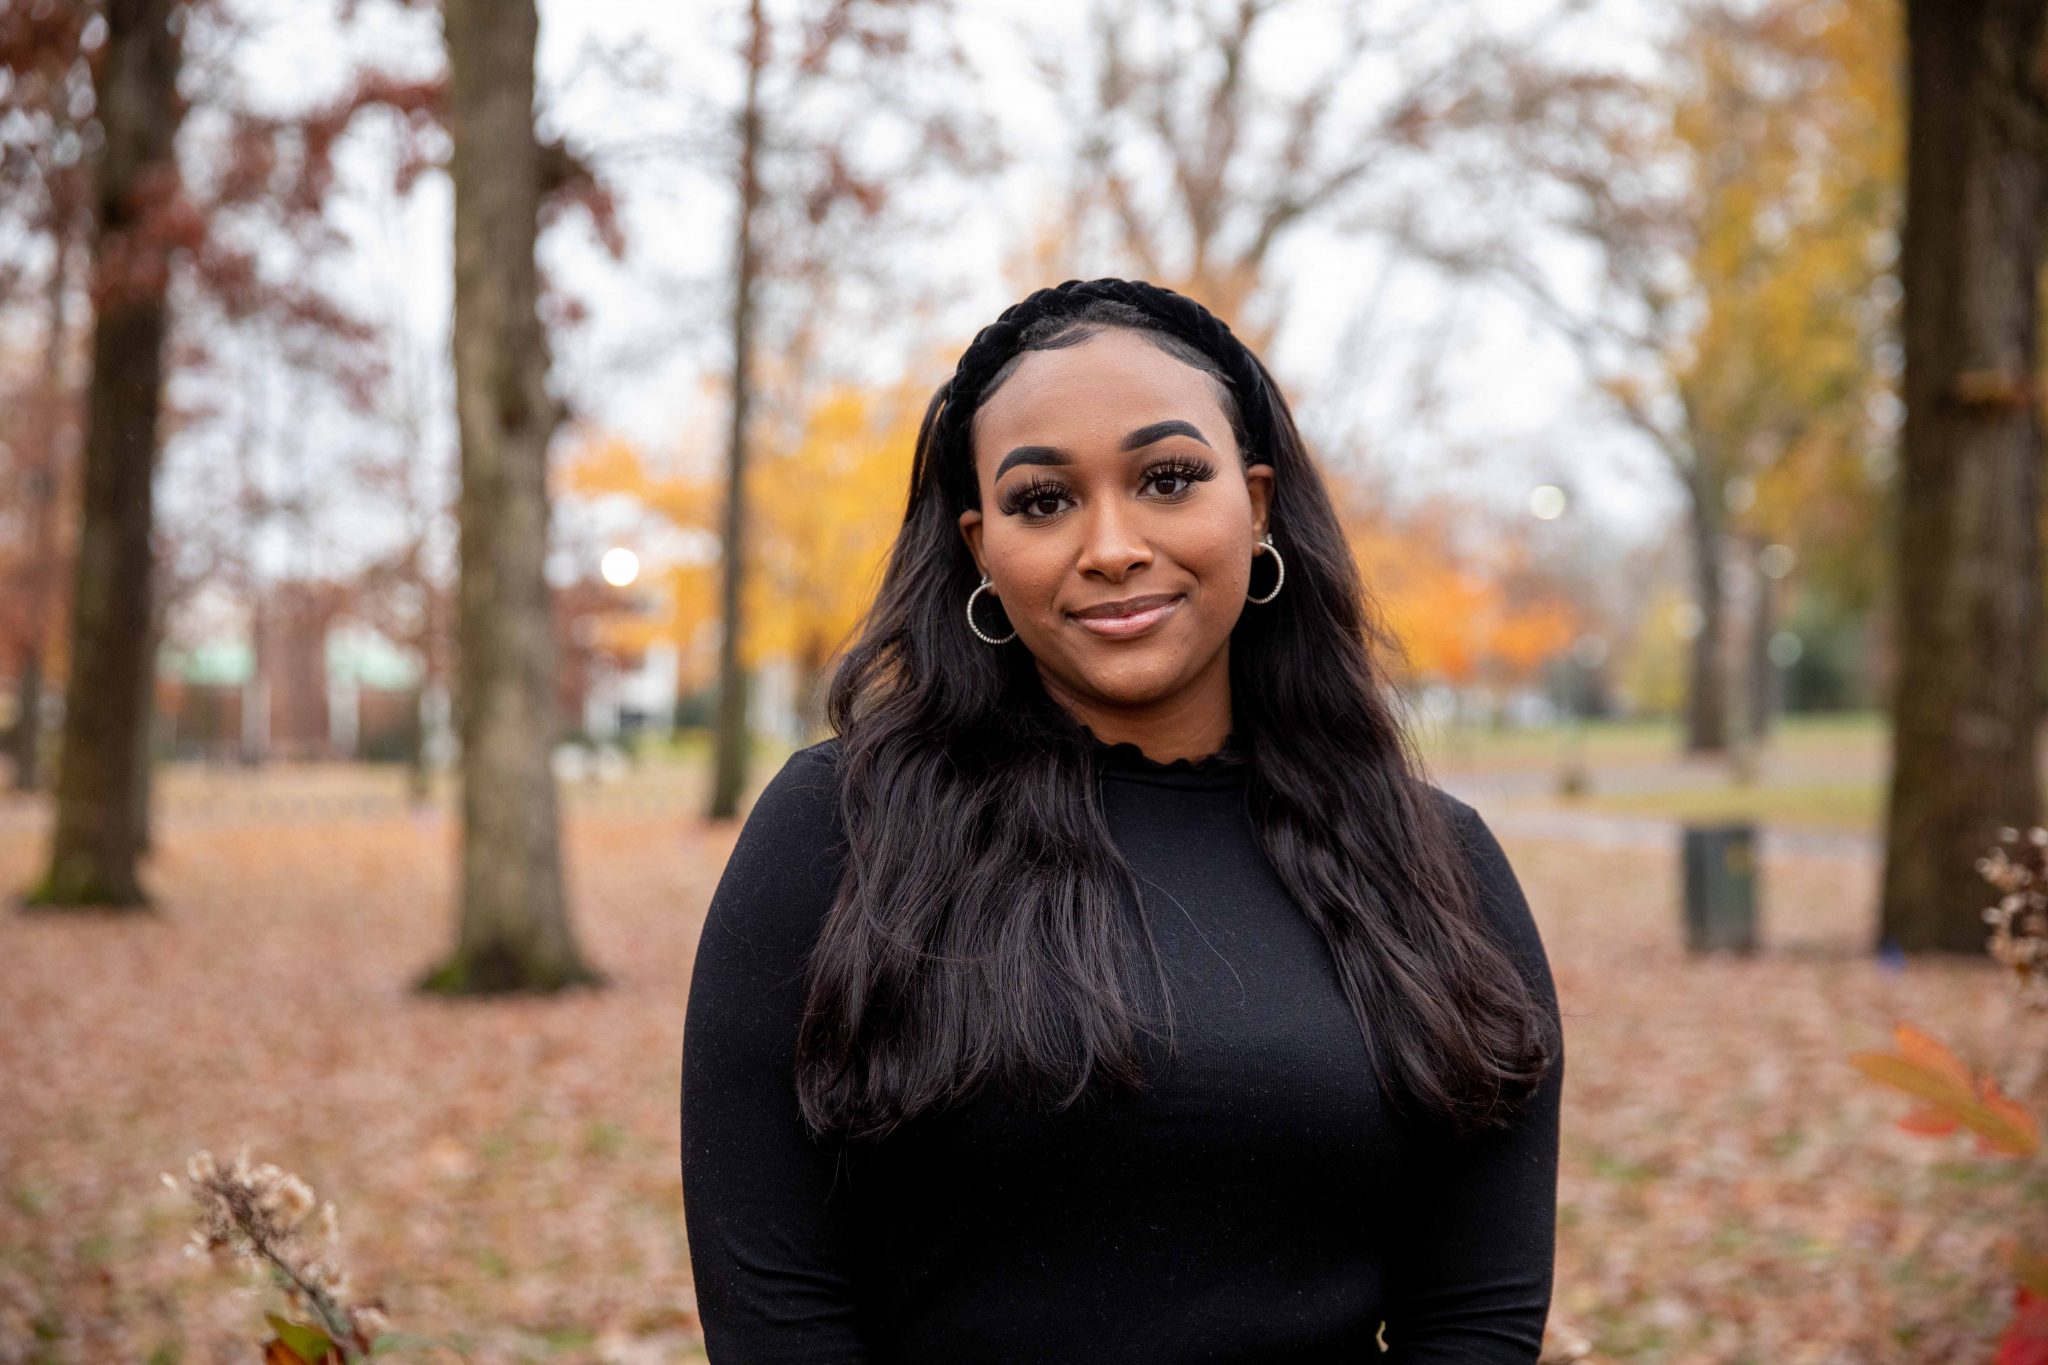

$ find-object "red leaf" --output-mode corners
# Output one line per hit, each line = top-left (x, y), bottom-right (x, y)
(1896, 1104), (1961, 1137)
(1996, 1286), (2048, 1365)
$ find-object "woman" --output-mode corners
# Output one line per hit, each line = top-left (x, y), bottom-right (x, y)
(681, 277), (1564, 1362)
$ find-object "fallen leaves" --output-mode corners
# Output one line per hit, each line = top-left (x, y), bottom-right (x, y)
(0, 781), (2038, 1362)
(0, 800), (725, 1363)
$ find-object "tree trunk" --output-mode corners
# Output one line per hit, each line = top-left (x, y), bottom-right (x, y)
(420, 0), (600, 994)
(11, 651), (43, 792)
(1683, 470), (1729, 753)
(32, 0), (182, 909)
(134, 610), (160, 854)
(13, 233), (74, 794)
(405, 683), (430, 804)
(708, 0), (766, 822)
(1881, 0), (2048, 954)
(1747, 549), (1777, 745)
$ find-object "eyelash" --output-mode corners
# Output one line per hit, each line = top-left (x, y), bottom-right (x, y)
(998, 456), (1219, 522)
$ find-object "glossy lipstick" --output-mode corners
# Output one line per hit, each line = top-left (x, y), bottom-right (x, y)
(1069, 593), (1184, 639)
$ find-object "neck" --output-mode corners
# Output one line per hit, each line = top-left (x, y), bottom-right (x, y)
(1038, 653), (1234, 766)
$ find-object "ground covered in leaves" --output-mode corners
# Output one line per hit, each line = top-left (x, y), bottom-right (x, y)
(0, 761), (2036, 1363)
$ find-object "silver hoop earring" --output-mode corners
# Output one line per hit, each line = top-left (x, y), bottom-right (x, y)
(1248, 532), (1284, 604)
(967, 574), (1018, 644)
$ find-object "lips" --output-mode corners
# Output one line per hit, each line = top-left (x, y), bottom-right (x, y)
(1071, 593), (1182, 620)
(1068, 593), (1185, 639)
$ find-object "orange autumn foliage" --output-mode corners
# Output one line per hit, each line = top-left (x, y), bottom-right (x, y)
(1345, 499), (1579, 688)
(1849, 1021), (2039, 1159)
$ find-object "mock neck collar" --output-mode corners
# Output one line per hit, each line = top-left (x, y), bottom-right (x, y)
(1081, 725), (1247, 789)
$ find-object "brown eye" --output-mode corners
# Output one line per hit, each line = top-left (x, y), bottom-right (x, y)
(1000, 478), (1071, 521)
(1146, 456), (1217, 500)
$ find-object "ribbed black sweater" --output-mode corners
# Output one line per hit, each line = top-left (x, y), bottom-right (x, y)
(680, 731), (1563, 1362)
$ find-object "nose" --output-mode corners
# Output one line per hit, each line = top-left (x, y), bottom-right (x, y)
(1074, 497), (1153, 581)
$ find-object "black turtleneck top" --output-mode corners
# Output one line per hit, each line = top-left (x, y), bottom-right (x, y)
(680, 731), (1562, 1363)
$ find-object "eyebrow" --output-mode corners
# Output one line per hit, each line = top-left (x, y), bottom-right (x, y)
(994, 419), (1212, 481)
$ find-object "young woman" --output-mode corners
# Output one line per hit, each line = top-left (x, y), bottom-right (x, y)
(681, 277), (1564, 1362)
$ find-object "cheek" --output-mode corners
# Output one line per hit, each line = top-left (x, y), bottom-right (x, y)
(1179, 520), (1253, 589)
(987, 534), (1070, 612)
(1179, 526), (1258, 634)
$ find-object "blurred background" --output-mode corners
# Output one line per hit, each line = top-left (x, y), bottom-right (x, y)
(3, 0), (2045, 1360)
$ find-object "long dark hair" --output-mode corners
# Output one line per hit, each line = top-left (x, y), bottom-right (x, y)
(799, 277), (1556, 1145)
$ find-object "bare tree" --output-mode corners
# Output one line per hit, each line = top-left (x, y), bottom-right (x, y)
(1033, 0), (1537, 348)
(31, 0), (188, 908)
(6, 236), (78, 793)
(8, 0), (450, 896)
(710, 0), (769, 825)
(417, 0), (603, 994)
(0, 5), (96, 795)
(701, 0), (1000, 819)
(1879, 0), (2048, 953)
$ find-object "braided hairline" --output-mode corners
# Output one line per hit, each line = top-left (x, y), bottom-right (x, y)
(936, 278), (1272, 452)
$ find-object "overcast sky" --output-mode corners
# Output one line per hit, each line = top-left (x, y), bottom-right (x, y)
(195, 0), (1680, 595)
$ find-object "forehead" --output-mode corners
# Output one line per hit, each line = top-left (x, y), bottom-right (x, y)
(970, 327), (1230, 469)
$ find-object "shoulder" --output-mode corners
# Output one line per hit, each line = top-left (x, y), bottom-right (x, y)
(738, 736), (844, 841)
(1414, 780), (1484, 850)
(1416, 781), (1552, 978)
(781, 733), (845, 780)
(1411, 781), (1507, 869)
(704, 737), (850, 950)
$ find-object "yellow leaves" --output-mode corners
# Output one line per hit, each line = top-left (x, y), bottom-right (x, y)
(744, 380), (920, 671)
(1666, 0), (1901, 600)
(558, 434), (720, 534)
(559, 434), (649, 499)
(1848, 1021), (2039, 1158)
(557, 379), (923, 687)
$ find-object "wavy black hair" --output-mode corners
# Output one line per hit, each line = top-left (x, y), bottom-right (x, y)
(800, 277), (1557, 1145)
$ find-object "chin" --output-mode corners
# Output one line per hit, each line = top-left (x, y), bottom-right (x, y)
(1063, 656), (1192, 706)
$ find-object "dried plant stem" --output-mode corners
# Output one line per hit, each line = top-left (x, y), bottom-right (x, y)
(237, 1211), (360, 1355)
(170, 1147), (380, 1363)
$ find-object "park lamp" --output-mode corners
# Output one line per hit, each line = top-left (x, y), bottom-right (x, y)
(1528, 484), (1568, 521)
(600, 547), (640, 588)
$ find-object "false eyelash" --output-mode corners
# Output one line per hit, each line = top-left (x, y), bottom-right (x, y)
(999, 456), (1219, 518)
(999, 476), (1069, 517)
(1150, 455), (1219, 489)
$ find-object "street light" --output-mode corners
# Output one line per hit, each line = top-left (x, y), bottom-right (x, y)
(601, 547), (640, 588)
(1528, 484), (1568, 520)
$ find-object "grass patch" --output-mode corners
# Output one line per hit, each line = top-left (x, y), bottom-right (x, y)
(582, 1120), (628, 1159)
(535, 1322), (597, 1352)
(1568, 779), (1880, 832)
